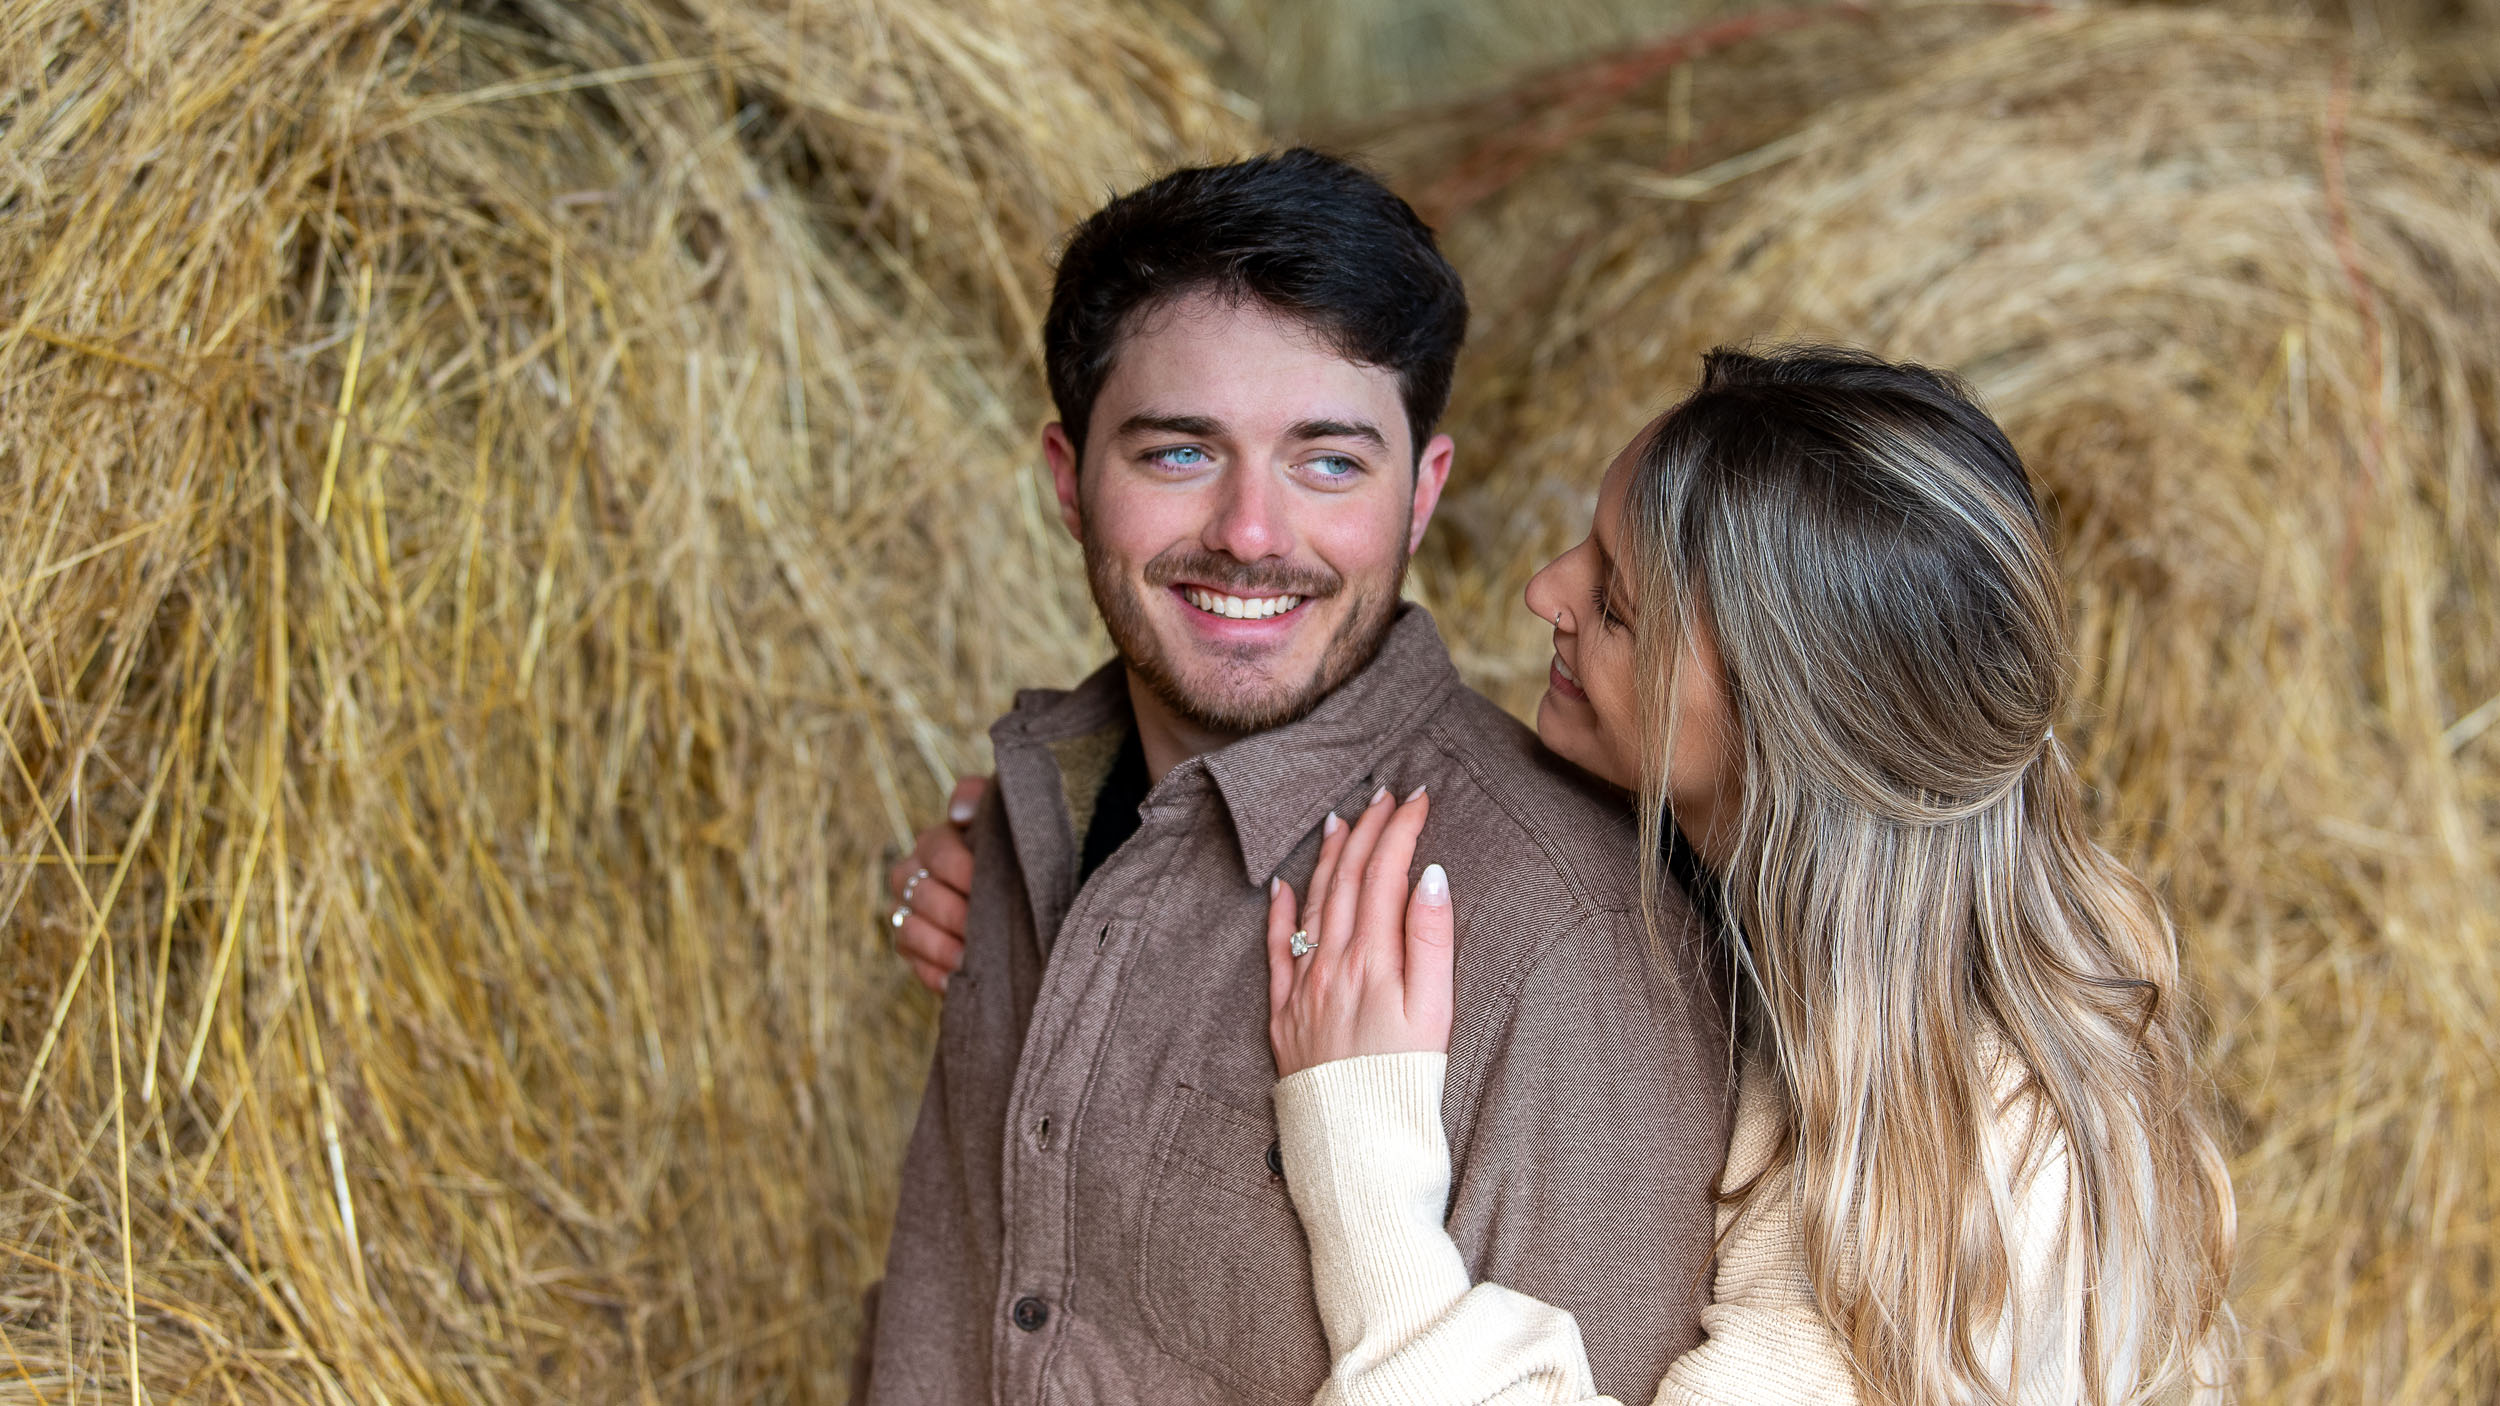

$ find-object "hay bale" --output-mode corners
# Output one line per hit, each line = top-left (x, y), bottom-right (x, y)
(1375, 11), (2500, 1400)
(11, 1), (2494, 1402)
(1184, 0), (1750, 131)
(1181, 0), (2498, 139)
(0, 0), (1243, 1398)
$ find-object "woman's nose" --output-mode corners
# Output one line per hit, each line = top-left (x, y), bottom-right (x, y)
(1524, 556), (1570, 630)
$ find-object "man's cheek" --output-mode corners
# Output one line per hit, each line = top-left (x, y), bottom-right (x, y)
(1312, 514), (1406, 583)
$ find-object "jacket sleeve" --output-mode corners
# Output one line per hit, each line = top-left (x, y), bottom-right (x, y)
(861, 793), (1024, 1402)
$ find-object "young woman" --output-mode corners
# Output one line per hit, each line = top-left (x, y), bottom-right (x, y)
(893, 346), (2237, 1404)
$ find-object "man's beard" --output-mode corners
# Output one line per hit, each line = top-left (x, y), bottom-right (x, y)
(1084, 534), (1407, 736)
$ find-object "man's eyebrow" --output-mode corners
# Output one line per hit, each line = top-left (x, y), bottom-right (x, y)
(1288, 418), (1389, 451)
(1114, 413), (1224, 440)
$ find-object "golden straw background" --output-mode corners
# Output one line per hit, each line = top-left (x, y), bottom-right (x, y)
(1, 1), (2492, 1402)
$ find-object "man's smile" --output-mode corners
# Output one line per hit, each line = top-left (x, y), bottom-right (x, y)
(1175, 585), (1307, 621)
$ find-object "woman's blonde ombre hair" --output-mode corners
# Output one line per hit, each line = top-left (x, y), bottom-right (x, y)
(1625, 347), (2237, 1404)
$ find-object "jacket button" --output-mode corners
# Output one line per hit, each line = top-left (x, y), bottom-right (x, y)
(1011, 1296), (1050, 1332)
(1265, 1138), (1285, 1179)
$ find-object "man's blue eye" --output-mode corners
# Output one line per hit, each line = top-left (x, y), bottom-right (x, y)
(1310, 455), (1358, 478)
(1151, 446), (1208, 468)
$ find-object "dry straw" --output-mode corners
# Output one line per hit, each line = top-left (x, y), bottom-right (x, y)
(7, 0), (2497, 1402)
(0, 0), (1241, 1398)
(1373, 10), (2500, 1402)
(1195, 0), (2498, 134)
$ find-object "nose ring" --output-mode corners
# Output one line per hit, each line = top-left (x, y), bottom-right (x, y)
(1554, 609), (1564, 626)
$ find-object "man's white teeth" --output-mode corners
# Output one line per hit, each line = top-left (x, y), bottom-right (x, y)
(1184, 587), (1303, 620)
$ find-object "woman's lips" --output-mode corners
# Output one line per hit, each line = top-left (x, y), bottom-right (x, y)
(1548, 652), (1588, 702)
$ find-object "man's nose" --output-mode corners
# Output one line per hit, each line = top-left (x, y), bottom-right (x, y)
(1201, 462), (1289, 561)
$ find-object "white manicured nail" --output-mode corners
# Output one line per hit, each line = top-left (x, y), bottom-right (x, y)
(1419, 864), (1448, 901)
(1323, 812), (1341, 836)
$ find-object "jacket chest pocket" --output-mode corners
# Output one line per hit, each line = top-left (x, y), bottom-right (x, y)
(1135, 1083), (1332, 1402)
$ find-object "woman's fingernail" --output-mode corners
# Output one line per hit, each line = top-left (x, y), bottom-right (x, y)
(1405, 784), (1427, 803)
(950, 799), (976, 823)
(1419, 864), (1449, 901)
(1323, 812), (1341, 836)
(1269, 876), (1282, 896)
(1371, 785), (1391, 806)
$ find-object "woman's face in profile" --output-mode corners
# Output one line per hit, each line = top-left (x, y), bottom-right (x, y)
(1525, 421), (1741, 852)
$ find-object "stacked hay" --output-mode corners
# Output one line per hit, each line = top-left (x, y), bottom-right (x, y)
(1184, 0), (1750, 131)
(1378, 11), (2500, 1401)
(10, 0), (2496, 1402)
(0, 0), (1241, 1398)
(1183, 0), (2497, 137)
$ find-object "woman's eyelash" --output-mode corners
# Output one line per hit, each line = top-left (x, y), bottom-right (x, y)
(1591, 583), (1621, 626)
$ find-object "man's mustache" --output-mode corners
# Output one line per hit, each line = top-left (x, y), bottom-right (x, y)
(1142, 548), (1342, 599)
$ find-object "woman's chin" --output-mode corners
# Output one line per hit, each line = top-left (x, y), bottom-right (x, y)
(1534, 693), (1637, 794)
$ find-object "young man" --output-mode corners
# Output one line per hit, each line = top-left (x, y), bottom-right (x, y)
(864, 150), (1729, 1406)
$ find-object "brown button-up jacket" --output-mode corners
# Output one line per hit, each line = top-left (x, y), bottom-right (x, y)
(866, 608), (1732, 1406)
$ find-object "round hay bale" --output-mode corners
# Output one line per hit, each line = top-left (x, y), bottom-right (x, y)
(1383, 12), (2500, 1401)
(1182, 0), (2500, 136)
(0, 0), (1243, 1398)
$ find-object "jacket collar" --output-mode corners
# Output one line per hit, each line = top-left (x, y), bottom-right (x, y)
(994, 605), (1462, 888)
(1198, 606), (1459, 884)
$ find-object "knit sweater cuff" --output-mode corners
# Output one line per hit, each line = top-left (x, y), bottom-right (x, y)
(1273, 1052), (1470, 1365)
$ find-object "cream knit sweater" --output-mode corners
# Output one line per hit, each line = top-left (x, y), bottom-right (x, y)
(1272, 1051), (2094, 1406)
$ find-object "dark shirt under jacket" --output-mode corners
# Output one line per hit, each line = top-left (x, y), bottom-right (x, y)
(1077, 725), (1150, 886)
(866, 606), (1734, 1406)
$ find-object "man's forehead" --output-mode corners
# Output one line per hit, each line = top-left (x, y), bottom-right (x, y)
(1115, 285), (1341, 359)
(1094, 293), (1406, 444)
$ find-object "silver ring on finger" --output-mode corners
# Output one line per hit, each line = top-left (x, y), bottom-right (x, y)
(1289, 928), (1316, 959)
(890, 904), (912, 931)
(900, 867), (930, 905)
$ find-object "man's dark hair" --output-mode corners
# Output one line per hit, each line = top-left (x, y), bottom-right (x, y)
(1043, 148), (1469, 465)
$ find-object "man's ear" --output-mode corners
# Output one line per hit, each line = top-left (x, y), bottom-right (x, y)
(1407, 432), (1456, 556)
(1042, 421), (1084, 541)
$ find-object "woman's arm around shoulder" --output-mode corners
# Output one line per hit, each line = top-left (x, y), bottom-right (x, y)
(1267, 795), (1862, 1406)
(1272, 1044), (1867, 1406)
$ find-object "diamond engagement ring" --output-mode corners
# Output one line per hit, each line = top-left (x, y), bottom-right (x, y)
(1289, 929), (1316, 958)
